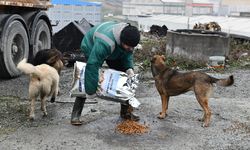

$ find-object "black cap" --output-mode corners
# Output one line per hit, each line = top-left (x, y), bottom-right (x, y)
(120, 25), (140, 47)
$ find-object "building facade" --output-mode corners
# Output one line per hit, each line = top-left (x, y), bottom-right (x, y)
(220, 0), (250, 17)
(47, 0), (101, 33)
(122, 0), (213, 17)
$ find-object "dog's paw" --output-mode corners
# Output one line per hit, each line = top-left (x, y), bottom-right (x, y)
(158, 112), (166, 119)
(43, 112), (48, 117)
(57, 90), (61, 96)
(157, 116), (165, 119)
(50, 97), (55, 103)
(202, 123), (209, 128)
(29, 114), (35, 120)
(198, 118), (205, 122)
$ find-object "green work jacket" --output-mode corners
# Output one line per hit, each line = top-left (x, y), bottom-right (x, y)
(80, 21), (134, 95)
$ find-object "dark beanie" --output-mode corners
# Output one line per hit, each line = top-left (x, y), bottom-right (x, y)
(120, 25), (140, 47)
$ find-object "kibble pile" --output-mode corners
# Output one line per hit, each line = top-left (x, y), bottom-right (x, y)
(116, 120), (149, 135)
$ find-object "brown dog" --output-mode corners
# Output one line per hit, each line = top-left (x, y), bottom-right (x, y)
(33, 48), (64, 75)
(151, 55), (234, 127)
(17, 59), (59, 120)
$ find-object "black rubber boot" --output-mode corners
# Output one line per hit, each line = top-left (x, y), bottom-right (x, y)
(120, 103), (140, 121)
(71, 97), (86, 126)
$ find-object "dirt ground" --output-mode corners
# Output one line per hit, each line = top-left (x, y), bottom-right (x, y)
(0, 66), (250, 150)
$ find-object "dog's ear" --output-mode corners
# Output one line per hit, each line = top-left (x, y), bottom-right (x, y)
(47, 55), (59, 65)
(151, 56), (156, 63)
(47, 51), (63, 65)
(160, 55), (166, 61)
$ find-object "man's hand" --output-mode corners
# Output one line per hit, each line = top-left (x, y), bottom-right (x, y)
(126, 68), (134, 78)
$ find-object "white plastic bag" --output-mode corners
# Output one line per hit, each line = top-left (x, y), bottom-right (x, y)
(70, 61), (140, 108)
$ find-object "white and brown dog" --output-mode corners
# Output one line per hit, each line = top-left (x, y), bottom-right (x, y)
(33, 48), (64, 75)
(17, 58), (59, 120)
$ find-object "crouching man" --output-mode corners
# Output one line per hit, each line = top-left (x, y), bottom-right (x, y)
(71, 21), (141, 125)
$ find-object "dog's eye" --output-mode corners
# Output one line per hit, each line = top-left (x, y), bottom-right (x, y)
(151, 58), (155, 63)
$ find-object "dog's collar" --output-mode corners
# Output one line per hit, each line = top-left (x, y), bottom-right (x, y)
(155, 68), (176, 81)
(158, 67), (172, 76)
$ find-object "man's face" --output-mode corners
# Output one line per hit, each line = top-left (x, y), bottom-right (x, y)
(121, 43), (134, 52)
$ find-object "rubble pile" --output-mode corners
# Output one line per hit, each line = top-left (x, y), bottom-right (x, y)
(228, 38), (250, 67)
(193, 21), (221, 32)
(149, 24), (168, 37)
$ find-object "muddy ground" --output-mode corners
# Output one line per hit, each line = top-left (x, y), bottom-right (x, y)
(0, 66), (249, 150)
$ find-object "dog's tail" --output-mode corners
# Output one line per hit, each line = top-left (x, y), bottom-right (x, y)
(17, 58), (41, 76)
(210, 75), (234, 87)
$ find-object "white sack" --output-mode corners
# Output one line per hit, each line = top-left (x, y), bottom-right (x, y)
(70, 61), (140, 108)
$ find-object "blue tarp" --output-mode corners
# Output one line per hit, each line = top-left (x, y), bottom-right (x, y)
(51, 0), (101, 6)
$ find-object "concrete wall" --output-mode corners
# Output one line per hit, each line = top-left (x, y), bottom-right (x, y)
(166, 30), (230, 61)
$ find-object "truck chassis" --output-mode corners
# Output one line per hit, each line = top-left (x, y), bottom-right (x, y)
(0, 0), (52, 78)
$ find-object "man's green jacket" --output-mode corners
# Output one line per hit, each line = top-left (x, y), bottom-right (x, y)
(80, 21), (134, 95)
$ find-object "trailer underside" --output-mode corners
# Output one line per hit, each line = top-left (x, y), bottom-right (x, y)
(0, 0), (51, 9)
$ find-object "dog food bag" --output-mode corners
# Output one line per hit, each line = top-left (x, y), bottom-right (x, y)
(70, 61), (140, 108)
(70, 61), (86, 95)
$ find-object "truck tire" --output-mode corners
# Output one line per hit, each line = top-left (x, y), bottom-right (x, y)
(32, 19), (51, 57)
(0, 17), (29, 78)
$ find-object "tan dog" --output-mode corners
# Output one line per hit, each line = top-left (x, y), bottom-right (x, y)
(17, 59), (59, 120)
(151, 55), (234, 127)
(33, 49), (64, 102)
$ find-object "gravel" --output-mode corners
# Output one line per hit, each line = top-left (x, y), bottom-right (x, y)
(0, 67), (249, 150)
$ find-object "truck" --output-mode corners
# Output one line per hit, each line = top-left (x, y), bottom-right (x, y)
(0, 0), (52, 78)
